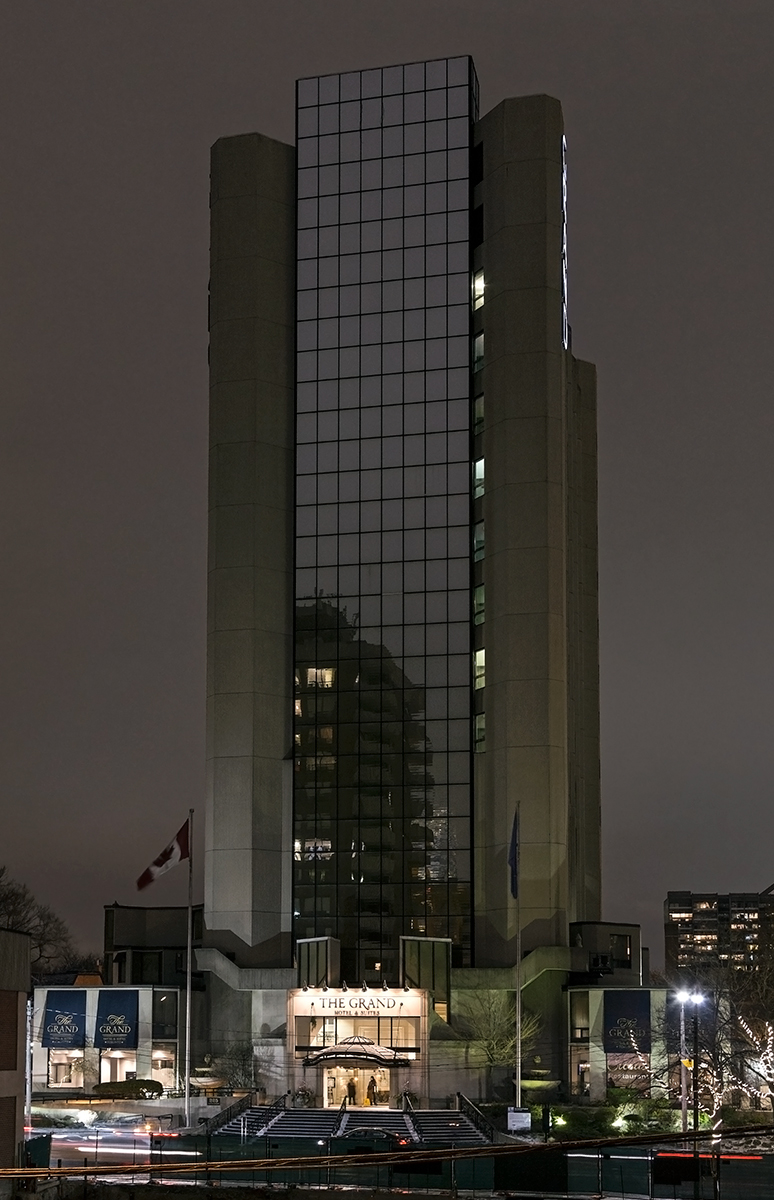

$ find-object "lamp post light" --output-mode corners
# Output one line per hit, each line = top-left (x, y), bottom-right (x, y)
(675, 991), (704, 1138)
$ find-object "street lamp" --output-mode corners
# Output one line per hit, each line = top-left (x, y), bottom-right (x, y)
(675, 991), (704, 1136)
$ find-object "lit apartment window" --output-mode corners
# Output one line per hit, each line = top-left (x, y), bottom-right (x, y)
(473, 332), (484, 371)
(307, 666), (335, 688)
(474, 648), (485, 689)
(474, 393), (484, 434)
(473, 584), (485, 625)
(474, 712), (486, 751)
(473, 520), (485, 561)
(473, 457), (485, 499)
(472, 270), (485, 309)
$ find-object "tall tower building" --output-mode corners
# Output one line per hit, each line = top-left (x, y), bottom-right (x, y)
(204, 56), (600, 985)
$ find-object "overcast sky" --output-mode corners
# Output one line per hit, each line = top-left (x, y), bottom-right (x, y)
(1, 1), (772, 965)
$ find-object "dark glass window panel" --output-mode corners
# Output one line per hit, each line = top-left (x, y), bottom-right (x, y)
(381, 217), (403, 249)
(426, 211), (449, 242)
(405, 593), (425, 623)
(319, 135), (340, 165)
(359, 468), (380, 499)
(336, 313), (358, 345)
(447, 688), (470, 719)
(383, 127), (403, 159)
(340, 71), (361, 101)
(296, 351), (316, 383)
(379, 310), (400, 341)
(426, 120), (447, 153)
(296, 321), (317, 352)
(319, 165), (339, 194)
(447, 366), (469, 398)
(296, 381), (317, 412)
(402, 342), (423, 372)
(297, 138), (319, 168)
(448, 148), (469, 179)
(447, 117), (470, 149)
(316, 504), (337, 535)
(338, 501), (360, 534)
(317, 318), (338, 348)
(297, 290), (317, 321)
(403, 90), (425, 122)
(362, 191), (382, 221)
(404, 154), (425, 186)
(318, 105), (339, 135)
(424, 309), (446, 340)
(426, 59), (447, 88)
(382, 156), (403, 186)
(297, 77), (318, 106)
(382, 406), (403, 436)
(295, 567), (316, 597)
(382, 561), (403, 593)
(404, 61), (425, 92)
(447, 179), (469, 209)
(340, 100), (360, 131)
(381, 93), (403, 126)
(358, 313), (379, 344)
(403, 529), (425, 559)
(297, 197), (318, 229)
(339, 223), (359, 254)
(360, 251), (381, 282)
(317, 474), (338, 506)
(340, 131), (360, 161)
(383, 375), (403, 404)
(404, 185), (425, 216)
(446, 397), (468, 430)
(403, 279), (424, 311)
(404, 123), (425, 155)
(405, 562), (426, 592)
(382, 530), (403, 561)
(338, 191), (360, 222)
(403, 497), (424, 527)
(360, 530), (381, 561)
(426, 89), (448, 121)
(360, 376), (381, 406)
(404, 214), (424, 245)
(296, 536), (317, 567)
(297, 108), (318, 138)
(361, 159), (382, 190)
(318, 380), (339, 408)
(360, 344), (381, 375)
(338, 285), (358, 315)
(425, 276), (446, 306)
(447, 85), (470, 118)
(447, 304), (468, 336)
(337, 533), (359, 564)
(318, 74), (339, 104)
(318, 259), (338, 289)
(447, 242), (468, 272)
(317, 443), (338, 472)
(448, 272), (469, 304)
(424, 370), (445, 401)
(425, 244), (447, 275)
(361, 97), (382, 127)
(425, 622), (447, 654)
(382, 594), (402, 623)
(360, 438), (381, 469)
(382, 280), (404, 310)
(339, 439), (359, 470)
(297, 260), (317, 290)
(382, 64), (403, 94)
(361, 562), (381, 593)
(338, 254), (359, 285)
(296, 505), (316, 536)
(426, 527), (448, 558)
(448, 336), (469, 369)
(359, 501), (381, 532)
(360, 221), (380, 252)
(317, 290), (339, 321)
(404, 308), (425, 340)
(382, 436), (403, 467)
(425, 429), (448, 462)
(448, 55), (470, 86)
(339, 378), (359, 407)
(361, 67), (382, 97)
(403, 247), (424, 277)
(318, 195), (339, 226)
(447, 462), (468, 493)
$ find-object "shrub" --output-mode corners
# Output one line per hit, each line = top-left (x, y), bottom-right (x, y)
(93, 1079), (163, 1100)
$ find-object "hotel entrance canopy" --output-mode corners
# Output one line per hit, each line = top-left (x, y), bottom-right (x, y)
(303, 1035), (411, 1068)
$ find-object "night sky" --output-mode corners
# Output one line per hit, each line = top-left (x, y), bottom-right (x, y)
(2, 2), (773, 966)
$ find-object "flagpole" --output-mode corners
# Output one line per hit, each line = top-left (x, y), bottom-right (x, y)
(184, 808), (194, 1128)
(514, 805), (521, 1110)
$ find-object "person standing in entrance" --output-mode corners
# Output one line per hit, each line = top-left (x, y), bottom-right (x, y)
(366, 1076), (377, 1106)
(346, 1077), (357, 1104)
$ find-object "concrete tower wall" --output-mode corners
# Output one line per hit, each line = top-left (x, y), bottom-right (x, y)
(205, 132), (295, 964)
(472, 96), (600, 964)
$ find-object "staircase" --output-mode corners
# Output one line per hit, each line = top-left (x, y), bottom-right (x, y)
(411, 1110), (489, 1146)
(337, 1107), (416, 1140)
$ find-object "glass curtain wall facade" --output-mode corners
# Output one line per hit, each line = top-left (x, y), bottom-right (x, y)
(294, 57), (477, 983)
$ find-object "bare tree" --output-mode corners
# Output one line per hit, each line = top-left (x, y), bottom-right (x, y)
(0, 865), (73, 971)
(455, 988), (541, 1067)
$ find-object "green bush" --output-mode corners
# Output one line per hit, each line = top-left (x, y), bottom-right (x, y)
(93, 1079), (163, 1100)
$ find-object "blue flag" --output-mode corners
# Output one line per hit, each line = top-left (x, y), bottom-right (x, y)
(508, 810), (518, 899)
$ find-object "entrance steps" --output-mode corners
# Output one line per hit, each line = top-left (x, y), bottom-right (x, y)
(216, 1105), (489, 1145)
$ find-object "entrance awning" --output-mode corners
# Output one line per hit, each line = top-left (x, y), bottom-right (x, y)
(303, 1035), (411, 1067)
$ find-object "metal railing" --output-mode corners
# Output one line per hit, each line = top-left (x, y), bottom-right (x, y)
(330, 1095), (348, 1137)
(456, 1092), (497, 1143)
(199, 1090), (256, 1136)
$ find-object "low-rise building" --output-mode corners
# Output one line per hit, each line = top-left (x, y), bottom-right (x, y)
(0, 928), (31, 1166)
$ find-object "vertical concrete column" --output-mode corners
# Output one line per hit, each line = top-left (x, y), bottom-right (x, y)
(205, 133), (295, 964)
(473, 96), (600, 963)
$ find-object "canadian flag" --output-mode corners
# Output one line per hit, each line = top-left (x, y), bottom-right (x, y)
(136, 819), (190, 891)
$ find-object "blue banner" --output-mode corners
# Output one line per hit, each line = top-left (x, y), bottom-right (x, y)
(94, 989), (139, 1049)
(41, 990), (87, 1048)
(603, 990), (651, 1054)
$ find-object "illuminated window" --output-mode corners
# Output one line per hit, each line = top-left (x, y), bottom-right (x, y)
(473, 584), (485, 625)
(473, 520), (485, 561)
(473, 457), (485, 499)
(473, 393), (484, 434)
(474, 648), (485, 689)
(473, 332), (484, 371)
(472, 270), (485, 309)
(307, 666), (335, 688)
(474, 712), (486, 751)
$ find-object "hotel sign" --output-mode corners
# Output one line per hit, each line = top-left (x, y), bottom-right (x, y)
(291, 988), (424, 1018)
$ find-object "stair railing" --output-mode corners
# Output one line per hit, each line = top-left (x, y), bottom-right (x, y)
(456, 1092), (497, 1143)
(330, 1095), (348, 1137)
